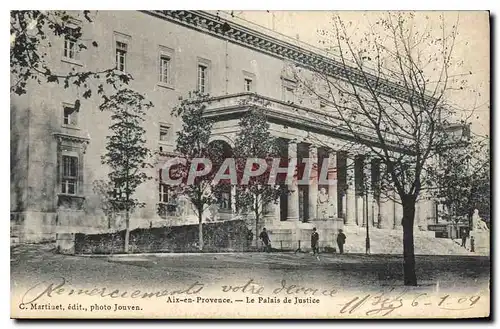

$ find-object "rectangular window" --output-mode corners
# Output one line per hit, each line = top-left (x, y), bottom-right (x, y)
(116, 41), (128, 72)
(159, 124), (170, 142)
(159, 55), (170, 84)
(159, 183), (169, 203)
(63, 105), (78, 126)
(63, 34), (78, 60)
(244, 78), (253, 92)
(197, 64), (207, 93)
(61, 155), (78, 194)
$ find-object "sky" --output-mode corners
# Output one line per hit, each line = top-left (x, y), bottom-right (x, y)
(222, 10), (490, 140)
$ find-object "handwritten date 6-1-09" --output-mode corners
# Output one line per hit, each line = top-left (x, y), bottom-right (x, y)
(340, 290), (481, 316)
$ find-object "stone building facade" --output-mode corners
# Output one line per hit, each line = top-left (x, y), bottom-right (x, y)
(11, 10), (437, 245)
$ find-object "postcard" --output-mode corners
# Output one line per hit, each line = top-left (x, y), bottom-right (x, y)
(10, 10), (490, 319)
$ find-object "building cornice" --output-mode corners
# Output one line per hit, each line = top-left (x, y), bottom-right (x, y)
(201, 93), (415, 155)
(143, 10), (436, 107)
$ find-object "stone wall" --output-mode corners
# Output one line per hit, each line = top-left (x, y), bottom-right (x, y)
(68, 219), (252, 254)
(11, 211), (57, 243)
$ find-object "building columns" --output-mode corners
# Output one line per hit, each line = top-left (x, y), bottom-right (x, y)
(345, 155), (356, 225)
(287, 141), (299, 221)
(308, 145), (318, 220)
(327, 150), (338, 218)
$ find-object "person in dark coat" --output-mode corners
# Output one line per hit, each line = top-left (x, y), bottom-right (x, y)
(311, 227), (320, 260)
(337, 229), (346, 254)
(259, 228), (271, 252)
(461, 229), (468, 248)
(247, 227), (254, 249)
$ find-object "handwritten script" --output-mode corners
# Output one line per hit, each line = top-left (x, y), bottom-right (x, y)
(18, 277), (484, 317)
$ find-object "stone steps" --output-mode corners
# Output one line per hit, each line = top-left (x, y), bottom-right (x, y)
(340, 226), (473, 255)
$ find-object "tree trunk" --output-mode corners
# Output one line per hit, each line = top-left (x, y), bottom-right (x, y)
(402, 201), (417, 286)
(198, 210), (203, 251)
(124, 210), (130, 253)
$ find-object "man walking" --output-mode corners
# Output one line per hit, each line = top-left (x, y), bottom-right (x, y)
(337, 229), (346, 254)
(311, 227), (320, 260)
(259, 228), (271, 252)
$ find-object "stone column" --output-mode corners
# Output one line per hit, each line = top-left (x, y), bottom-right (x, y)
(378, 162), (394, 229)
(327, 150), (338, 218)
(394, 194), (403, 230)
(287, 141), (299, 221)
(345, 155), (356, 225)
(308, 145), (318, 220)
(231, 185), (237, 214)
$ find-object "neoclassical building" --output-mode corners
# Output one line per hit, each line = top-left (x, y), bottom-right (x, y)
(11, 10), (437, 245)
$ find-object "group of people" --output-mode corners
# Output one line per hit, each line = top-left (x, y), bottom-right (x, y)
(258, 227), (347, 258)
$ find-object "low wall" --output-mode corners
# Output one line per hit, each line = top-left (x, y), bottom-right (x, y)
(11, 211), (57, 243)
(70, 219), (252, 255)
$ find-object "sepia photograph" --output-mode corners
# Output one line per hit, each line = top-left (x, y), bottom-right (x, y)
(9, 9), (491, 319)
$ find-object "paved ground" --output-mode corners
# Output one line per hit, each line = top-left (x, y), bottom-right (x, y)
(11, 243), (490, 293)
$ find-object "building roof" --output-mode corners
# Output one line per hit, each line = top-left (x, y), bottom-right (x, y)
(144, 10), (437, 108)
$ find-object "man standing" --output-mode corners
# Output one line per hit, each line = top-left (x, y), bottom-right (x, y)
(246, 227), (254, 250)
(337, 229), (346, 254)
(259, 228), (271, 252)
(311, 227), (320, 260)
(461, 229), (468, 248)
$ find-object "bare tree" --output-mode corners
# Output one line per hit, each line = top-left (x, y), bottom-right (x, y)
(295, 12), (477, 285)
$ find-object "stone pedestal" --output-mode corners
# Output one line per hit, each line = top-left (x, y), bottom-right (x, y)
(470, 230), (490, 255)
(56, 233), (76, 255)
